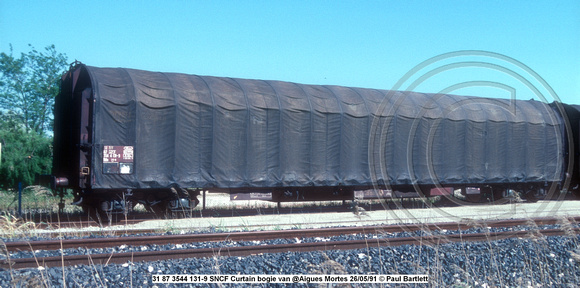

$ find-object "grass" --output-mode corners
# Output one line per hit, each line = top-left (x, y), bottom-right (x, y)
(0, 186), (87, 239)
(197, 215), (580, 286)
(1, 215), (580, 287)
(0, 213), (37, 239)
(1, 187), (579, 287)
(0, 188), (462, 229)
(0, 186), (82, 225)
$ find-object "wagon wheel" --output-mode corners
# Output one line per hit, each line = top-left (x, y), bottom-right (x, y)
(433, 194), (456, 207)
(145, 201), (171, 219)
(491, 187), (504, 202)
(82, 204), (111, 225)
(169, 187), (197, 218)
(170, 202), (194, 219)
(523, 187), (547, 203)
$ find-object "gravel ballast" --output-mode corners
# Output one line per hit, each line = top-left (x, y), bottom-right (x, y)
(2, 199), (580, 287)
(1, 224), (577, 260)
(1, 227), (579, 287)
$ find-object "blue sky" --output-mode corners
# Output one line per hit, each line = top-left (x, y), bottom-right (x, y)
(1, 1), (579, 104)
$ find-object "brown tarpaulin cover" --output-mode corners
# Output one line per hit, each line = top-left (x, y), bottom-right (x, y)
(62, 65), (566, 189)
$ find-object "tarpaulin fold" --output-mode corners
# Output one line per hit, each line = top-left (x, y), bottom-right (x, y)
(82, 66), (565, 189)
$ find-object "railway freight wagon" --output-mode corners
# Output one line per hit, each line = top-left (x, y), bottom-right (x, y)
(50, 62), (579, 220)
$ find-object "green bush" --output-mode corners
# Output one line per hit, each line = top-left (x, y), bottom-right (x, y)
(0, 114), (52, 189)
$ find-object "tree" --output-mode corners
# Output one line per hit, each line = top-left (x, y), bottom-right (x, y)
(0, 44), (68, 135)
(0, 111), (52, 189)
(0, 44), (68, 189)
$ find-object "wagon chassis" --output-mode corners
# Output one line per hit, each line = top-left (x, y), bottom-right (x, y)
(47, 62), (580, 223)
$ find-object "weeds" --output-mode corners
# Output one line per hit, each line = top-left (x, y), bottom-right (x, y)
(308, 253), (351, 288)
(239, 218), (251, 232)
(0, 213), (38, 238)
(0, 240), (14, 284)
(0, 188), (578, 286)
(207, 220), (227, 233)
(9, 271), (45, 288)
(0, 187), (82, 229)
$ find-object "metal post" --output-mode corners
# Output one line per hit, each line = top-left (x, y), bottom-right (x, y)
(58, 188), (65, 213)
(202, 190), (206, 210)
(18, 182), (22, 217)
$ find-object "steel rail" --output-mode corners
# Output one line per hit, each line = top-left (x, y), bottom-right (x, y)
(2, 227), (579, 269)
(4, 216), (580, 252)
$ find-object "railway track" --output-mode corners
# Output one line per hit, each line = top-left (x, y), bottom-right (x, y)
(2, 216), (579, 270)
(5, 228), (579, 270)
